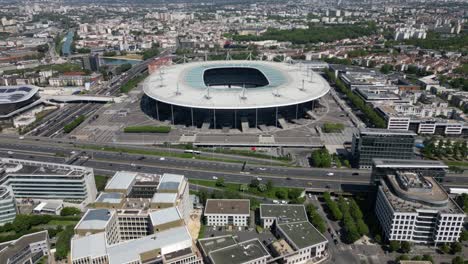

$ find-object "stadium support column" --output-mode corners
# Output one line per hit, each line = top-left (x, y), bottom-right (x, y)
(295, 104), (298, 120)
(213, 109), (216, 129)
(275, 107), (278, 127)
(156, 102), (160, 121)
(171, 105), (174, 125)
(234, 110), (237, 129)
(191, 108), (194, 128)
(255, 108), (258, 128)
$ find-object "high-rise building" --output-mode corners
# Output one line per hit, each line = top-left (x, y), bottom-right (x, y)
(82, 54), (100, 72)
(375, 171), (464, 244)
(351, 128), (416, 169)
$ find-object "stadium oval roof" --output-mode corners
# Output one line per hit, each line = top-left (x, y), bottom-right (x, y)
(0, 85), (39, 104)
(143, 60), (330, 110)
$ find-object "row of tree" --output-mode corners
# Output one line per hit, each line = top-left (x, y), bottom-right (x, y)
(310, 148), (332, 168)
(422, 138), (468, 160)
(306, 204), (326, 233)
(322, 192), (369, 243)
(395, 254), (434, 263)
(324, 69), (387, 128)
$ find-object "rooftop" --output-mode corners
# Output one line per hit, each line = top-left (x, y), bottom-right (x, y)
(372, 158), (448, 169)
(259, 204), (308, 224)
(360, 128), (417, 136)
(105, 171), (138, 192)
(158, 173), (184, 191)
(0, 231), (48, 261)
(380, 174), (463, 214)
(143, 60), (330, 110)
(71, 226), (193, 264)
(75, 209), (112, 231)
(277, 221), (327, 249)
(95, 192), (123, 204)
(0, 158), (92, 178)
(151, 192), (177, 204)
(204, 199), (250, 215)
(0, 85), (39, 104)
(149, 207), (181, 226)
(209, 239), (270, 264)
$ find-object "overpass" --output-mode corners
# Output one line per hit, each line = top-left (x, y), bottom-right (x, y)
(44, 95), (117, 103)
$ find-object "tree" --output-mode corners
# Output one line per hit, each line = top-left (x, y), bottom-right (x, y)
(356, 219), (369, 236)
(451, 242), (462, 254)
(55, 225), (74, 260)
(257, 184), (267, 192)
(250, 179), (260, 188)
(239, 184), (249, 192)
(311, 148), (332, 168)
(396, 255), (410, 261)
(266, 180), (274, 191)
(275, 189), (287, 199)
(60, 207), (81, 216)
(459, 229), (468, 241)
(440, 243), (451, 254)
(389, 240), (400, 252)
(198, 190), (208, 205)
(422, 255), (434, 263)
(380, 64), (393, 74)
(401, 241), (412, 253)
(323, 192), (343, 221)
(349, 199), (363, 220)
(215, 177), (226, 187)
(412, 256), (423, 261)
(374, 234), (382, 244)
(452, 256), (464, 264)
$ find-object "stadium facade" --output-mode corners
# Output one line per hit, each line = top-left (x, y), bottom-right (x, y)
(142, 60), (330, 129)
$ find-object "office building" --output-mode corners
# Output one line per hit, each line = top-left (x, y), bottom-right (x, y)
(82, 53), (100, 72)
(71, 226), (203, 264)
(0, 230), (50, 263)
(259, 204), (328, 264)
(204, 199), (250, 227)
(375, 171), (464, 244)
(351, 128), (416, 169)
(0, 158), (97, 205)
(76, 171), (192, 242)
(371, 158), (448, 184)
(0, 186), (16, 225)
(199, 235), (270, 264)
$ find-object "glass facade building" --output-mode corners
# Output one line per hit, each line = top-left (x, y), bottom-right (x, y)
(352, 128), (416, 169)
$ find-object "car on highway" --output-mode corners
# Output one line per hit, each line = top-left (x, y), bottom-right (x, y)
(159, 157), (166, 161)
(131, 163), (136, 167)
(7, 151), (13, 155)
(212, 176), (218, 180)
(327, 172), (334, 176)
(281, 200), (287, 204)
(272, 200), (279, 204)
(18, 136), (24, 140)
(352, 172), (359, 176)
(286, 177), (292, 180)
(258, 167), (267, 171)
(257, 177), (263, 181)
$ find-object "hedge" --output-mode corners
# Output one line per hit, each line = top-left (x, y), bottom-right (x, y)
(123, 125), (171, 133)
(63, 115), (85, 133)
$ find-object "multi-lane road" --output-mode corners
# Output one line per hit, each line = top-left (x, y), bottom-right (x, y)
(0, 136), (467, 192)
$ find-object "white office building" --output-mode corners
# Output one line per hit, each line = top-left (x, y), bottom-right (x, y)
(204, 199), (250, 227)
(0, 186), (16, 225)
(375, 171), (465, 244)
(0, 158), (97, 204)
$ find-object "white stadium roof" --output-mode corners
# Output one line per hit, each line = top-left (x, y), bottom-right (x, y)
(143, 60), (330, 110)
(0, 85), (39, 104)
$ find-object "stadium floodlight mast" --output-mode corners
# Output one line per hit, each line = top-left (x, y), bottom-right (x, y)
(204, 86), (212, 99)
(240, 84), (247, 100)
(299, 79), (306, 91)
(175, 83), (181, 95)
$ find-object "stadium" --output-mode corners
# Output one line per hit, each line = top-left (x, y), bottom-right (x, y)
(142, 60), (330, 130)
(0, 85), (40, 118)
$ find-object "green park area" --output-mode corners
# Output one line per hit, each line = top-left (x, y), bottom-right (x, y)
(123, 125), (171, 133)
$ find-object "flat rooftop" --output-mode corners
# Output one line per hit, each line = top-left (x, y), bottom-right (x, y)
(71, 226), (193, 264)
(0, 231), (48, 261)
(158, 173), (184, 191)
(259, 204), (308, 223)
(95, 192), (123, 204)
(149, 207), (181, 226)
(372, 158), (448, 169)
(105, 171), (138, 192)
(380, 174), (463, 214)
(0, 158), (91, 178)
(204, 199), (250, 215)
(359, 128), (417, 136)
(151, 192), (177, 204)
(75, 209), (112, 231)
(277, 221), (327, 249)
(209, 239), (269, 264)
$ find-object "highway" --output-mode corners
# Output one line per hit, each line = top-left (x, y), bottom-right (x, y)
(0, 136), (467, 192)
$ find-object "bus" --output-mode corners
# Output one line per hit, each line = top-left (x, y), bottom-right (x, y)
(184, 150), (201, 155)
